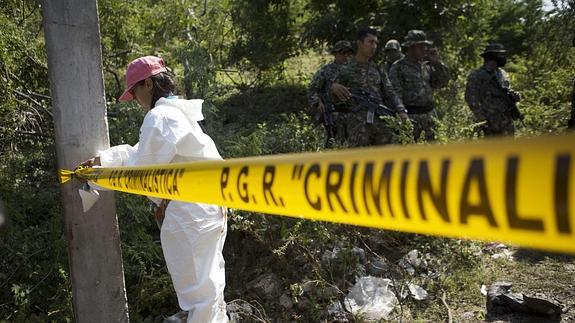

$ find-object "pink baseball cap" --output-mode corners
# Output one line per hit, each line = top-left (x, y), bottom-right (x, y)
(119, 56), (167, 102)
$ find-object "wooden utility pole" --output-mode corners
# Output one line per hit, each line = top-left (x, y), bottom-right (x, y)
(42, 1), (129, 321)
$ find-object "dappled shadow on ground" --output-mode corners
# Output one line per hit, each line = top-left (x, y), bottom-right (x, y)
(223, 221), (291, 300)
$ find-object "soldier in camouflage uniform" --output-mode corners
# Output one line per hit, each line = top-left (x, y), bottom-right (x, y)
(465, 43), (521, 136)
(307, 40), (354, 147)
(568, 37), (575, 129)
(331, 27), (407, 147)
(381, 39), (404, 75)
(389, 30), (450, 142)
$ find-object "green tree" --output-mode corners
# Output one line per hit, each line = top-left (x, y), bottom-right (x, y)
(226, 0), (300, 88)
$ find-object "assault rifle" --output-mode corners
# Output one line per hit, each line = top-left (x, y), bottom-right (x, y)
(317, 92), (337, 147)
(349, 89), (396, 124)
(491, 75), (524, 122)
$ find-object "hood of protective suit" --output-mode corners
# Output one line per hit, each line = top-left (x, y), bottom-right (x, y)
(155, 97), (205, 123)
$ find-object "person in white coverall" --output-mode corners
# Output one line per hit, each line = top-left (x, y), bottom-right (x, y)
(83, 56), (228, 322)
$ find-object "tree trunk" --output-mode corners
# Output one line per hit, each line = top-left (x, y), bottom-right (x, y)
(41, 1), (129, 322)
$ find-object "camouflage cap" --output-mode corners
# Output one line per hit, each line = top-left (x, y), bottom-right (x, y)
(480, 43), (507, 57)
(330, 40), (353, 54)
(401, 30), (433, 47)
(384, 39), (401, 51)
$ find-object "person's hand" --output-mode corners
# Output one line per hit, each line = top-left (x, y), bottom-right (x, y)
(509, 90), (521, 102)
(331, 83), (351, 102)
(398, 111), (409, 121)
(471, 110), (486, 124)
(79, 156), (101, 168)
(317, 101), (326, 113)
(428, 47), (440, 64)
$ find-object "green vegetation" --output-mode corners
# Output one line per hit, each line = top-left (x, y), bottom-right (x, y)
(1, 0), (574, 321)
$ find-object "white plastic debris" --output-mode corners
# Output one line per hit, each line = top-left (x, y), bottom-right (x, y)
(401, 263), (416, 275)
(491, 249), (515, 260)
(406, 250), (422, 265)
(483, 243), (515, 260)
(322, 247), (341, 263)
(77, 172), (108, 212)
(408, 283), (428, 300)
(399, 284), (409, 299)
(481, 284), (488, 296)
(399, 249), (427, 275)
(344, 276), (398, 320)
(327, 300), (344, 315)
(78, 186), (100, 212)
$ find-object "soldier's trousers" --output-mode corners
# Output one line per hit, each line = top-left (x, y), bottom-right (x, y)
(483, 111), (515, 136)
(409, 110), (437, 142)
(344, 112), (396, 147)
(324, 112), (348, 148)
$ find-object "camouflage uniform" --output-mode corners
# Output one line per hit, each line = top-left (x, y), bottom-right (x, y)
(465, 43), (518, 136)
(569, 37), (575, 129)
(381, 55), (403, 76)
(307, 62), (347, 144)
(334, 57), (405, 147)
(389, 30), (449, 142)
(389, 58), (449, 141)
(307, 41), (353, 146)
(465, 67), (516, 135)
(307, 62), (342, 108)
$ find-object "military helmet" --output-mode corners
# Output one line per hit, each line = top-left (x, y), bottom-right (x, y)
(480, 43), (507, 57)
(330, 40), (353, 54)
(401, 30), (433, 47)
(384, 39), (401, 51)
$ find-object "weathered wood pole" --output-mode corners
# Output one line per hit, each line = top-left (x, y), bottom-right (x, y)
(42, 0), (129, 321)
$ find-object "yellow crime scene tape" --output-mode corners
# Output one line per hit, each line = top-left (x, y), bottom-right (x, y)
(60, 134), (575, 254)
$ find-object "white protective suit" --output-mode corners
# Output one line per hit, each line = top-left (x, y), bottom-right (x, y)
(98, 97), (228, 323)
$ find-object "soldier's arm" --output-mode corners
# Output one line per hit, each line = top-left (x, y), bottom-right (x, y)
(427, 47), (450, 89)
(464, 72), (486, 121)
(307, 68), (325, 108)
(331, 67), (351, 102)
(388, 64), (403, 100)
(332, 65), (348, 87)
(380, 70), (405, 112)
(429, 61), (450, 89)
